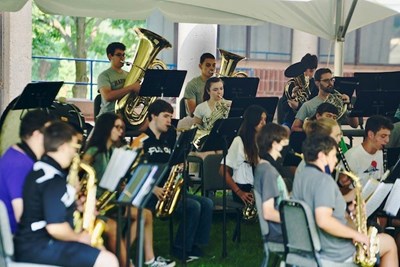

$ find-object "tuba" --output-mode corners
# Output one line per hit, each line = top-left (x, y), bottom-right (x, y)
(155, 164), (184, 218)
(115, 28), (172, 130)
(69, 154), (106, 248)
(324, 89), (347, 120)
(341, 170), (379, 267)
(218, 49), (247, 77)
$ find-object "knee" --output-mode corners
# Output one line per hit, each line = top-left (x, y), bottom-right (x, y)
(143, 209), (153, 225)
(186, 199), (201, 217)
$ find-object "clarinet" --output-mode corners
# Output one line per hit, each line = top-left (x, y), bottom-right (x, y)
(383, 146), (387, 173)
(338, 146), (351, 172)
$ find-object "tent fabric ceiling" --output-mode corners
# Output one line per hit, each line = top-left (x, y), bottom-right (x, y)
(0, 0), (399, 40)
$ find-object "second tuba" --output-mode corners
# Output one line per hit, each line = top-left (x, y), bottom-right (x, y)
(115, 28), (172, 130)
(218, 49), (247, 77)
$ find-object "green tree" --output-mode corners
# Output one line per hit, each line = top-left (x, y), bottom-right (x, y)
(32, 3), (145, 98)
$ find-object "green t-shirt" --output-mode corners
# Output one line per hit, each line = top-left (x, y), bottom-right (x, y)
(183, 75), (206, 109)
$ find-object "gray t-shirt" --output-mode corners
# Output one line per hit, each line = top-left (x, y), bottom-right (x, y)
(292, 165), (355, 262)
(295, 96), (324, 121)
(254, 160), (288, 243)
(97, 67), (128, 115)
(183, 76), (206, 109)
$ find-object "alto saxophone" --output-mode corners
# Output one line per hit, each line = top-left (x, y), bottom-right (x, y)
(155, 164), (184, 218)
(69, 154), (106, 248)
(341, 170), (379, 267)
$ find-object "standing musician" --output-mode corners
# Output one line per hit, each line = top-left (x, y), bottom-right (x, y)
(183, 53), (216, 117)
(254, 123), (290, 243)
(219, 105), (267, 205)
(97, 42), (141, 116)
(82, 113), (175, 267)
(292, 135), (398, 266)
(281, 53), (318, 129)
(143, 99), (213, 263)
(14, 122), (118, 267)
(291, 68), (359, 132)
(339, 115), (393, 188)
(0, 110), (53, 234)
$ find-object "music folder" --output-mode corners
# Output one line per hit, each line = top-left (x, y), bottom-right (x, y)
(228, 97), (279, 123)
(139, 69), (187, 97)
(13, 81), (64, 110)
(118, 163), (168, 208)
(220, 77), (259, 100)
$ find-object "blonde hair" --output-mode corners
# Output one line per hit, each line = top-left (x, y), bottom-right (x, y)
(303, 117), (339, 137)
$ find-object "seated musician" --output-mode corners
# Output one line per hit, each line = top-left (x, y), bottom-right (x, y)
(339, 115), (393, 188)
(291, 68), (358, 132)
(219, 105), (266, 206)
(254, 123), (290, 243)
(292, 135), (398, 266)
(14, 122), (118, 267)
(82, 112), (175, 267)
(0, 110), (52, 234)
(143, 99), (213, 263)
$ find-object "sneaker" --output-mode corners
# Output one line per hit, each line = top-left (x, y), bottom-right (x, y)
(172, 247), (198, 263)
(147, 256), (176, 267)
(189, 245), (203, 258)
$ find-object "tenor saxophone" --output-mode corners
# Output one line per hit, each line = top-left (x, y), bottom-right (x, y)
(341, 170), (379, 267)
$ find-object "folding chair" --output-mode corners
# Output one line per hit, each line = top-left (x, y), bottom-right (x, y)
(253, 189), (284, 267)
(0, 200), (60, 267)
(279, 199), (357, 267)
(202, 153), (243, 243)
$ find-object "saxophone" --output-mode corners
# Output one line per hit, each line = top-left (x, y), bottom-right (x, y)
(155, 164), (184, 218)
(341, 170), (379, 267)
(69, 154), (106, 248)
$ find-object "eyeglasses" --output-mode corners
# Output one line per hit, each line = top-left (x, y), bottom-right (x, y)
(113, 53), (126, 58)
(320, 77), (335, 83)
(114, 125), (125, 131)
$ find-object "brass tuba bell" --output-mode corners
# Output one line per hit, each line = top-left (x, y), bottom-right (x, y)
(115, 28), (172, 130)
(218, 49), (247, 77)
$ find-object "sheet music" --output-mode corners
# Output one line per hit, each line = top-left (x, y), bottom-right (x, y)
(383, 179), (400, 216)
(366, 182), (393, 218)
(131, 166), (158, 207)
(99, 148), (138, 191)
(361, 178), (380, 200)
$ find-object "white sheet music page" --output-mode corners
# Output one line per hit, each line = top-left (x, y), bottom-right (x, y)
(131, 166), (158, 207)
(362, 178), (380, 201)
(383, 179), (400, 216)
(99, 148), (138, 191)
(366, 182), (393, 218)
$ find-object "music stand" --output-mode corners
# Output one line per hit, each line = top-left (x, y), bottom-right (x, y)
(169, 128), (197, 166)
(13, 81), (63, 110)
(387, 147), (400, 172)
(117, 163), (168, 267)
(350, 90), (400, 117)
(139, 69), (187, 97)
(220, 77), (259, 100)
(355, 71), (400, 93)
(334, 77), (358, 99)
(228, 97), (279, 123)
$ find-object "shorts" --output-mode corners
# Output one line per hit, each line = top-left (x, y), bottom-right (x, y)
(15, 238), (100, 267)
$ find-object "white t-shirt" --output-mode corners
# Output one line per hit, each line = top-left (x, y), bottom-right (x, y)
(344, 145), (384, 186)
(222, 136), (254, 185)
(193, 100), (230, 132)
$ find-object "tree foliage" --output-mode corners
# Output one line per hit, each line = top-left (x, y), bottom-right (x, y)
(32, 3), (145, 98)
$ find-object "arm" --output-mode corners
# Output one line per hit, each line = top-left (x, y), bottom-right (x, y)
(315, 206), (368, 244)
(11, 198), (23, 223)
(291, 118), (304, 132)
(346, 116), (359, 129)
(99, 81), (141, 102)
(262, 198), (280, 223)
(46, 222), (91, 244)
(193, 116), (202, 127)
(218, 165), (253, 204)
(185, 99), (196, 116)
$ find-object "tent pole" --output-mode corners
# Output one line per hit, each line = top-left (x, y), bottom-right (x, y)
(334, 41), (344, 76)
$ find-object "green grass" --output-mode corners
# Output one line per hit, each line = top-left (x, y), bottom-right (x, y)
(151, 213), (265, 267)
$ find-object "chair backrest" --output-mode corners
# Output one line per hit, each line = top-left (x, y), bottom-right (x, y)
(0, 200), (14, 259)
(279, 199), (322, 267)
(179, 98), (187, 119)
(93, 94), (102, 118)
(202, 153), (225, 193)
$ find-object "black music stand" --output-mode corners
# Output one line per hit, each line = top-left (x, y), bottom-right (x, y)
(197, 117), (242, 258)
(139, 69), (187, 97)
(13, 81), (63, 110)
(334, 77), (358, 99)
(220, 77), (259, 100)
(117, 163), (168, 267)
(228, 97), (279, 123)
(350, 90), (400, 118)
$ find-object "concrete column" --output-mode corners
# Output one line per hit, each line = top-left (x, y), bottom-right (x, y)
(177, 23), (217, 117)
(1, 0), (32, 112)
(334, 40), (344, 76)
(291, 29), (318, 63)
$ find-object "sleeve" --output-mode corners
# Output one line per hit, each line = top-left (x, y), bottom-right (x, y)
(6, 161), (32, 200)
(42, 177), (69, 224)
(295, 103), (308, 121)
(261, 164), (280, 203)
(313, 177), (337, 210)
(193, 102), (204, 119)
(97, 72), (111, 91)
(224, 136), (244, 170)
(184, 79), (196, 99)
